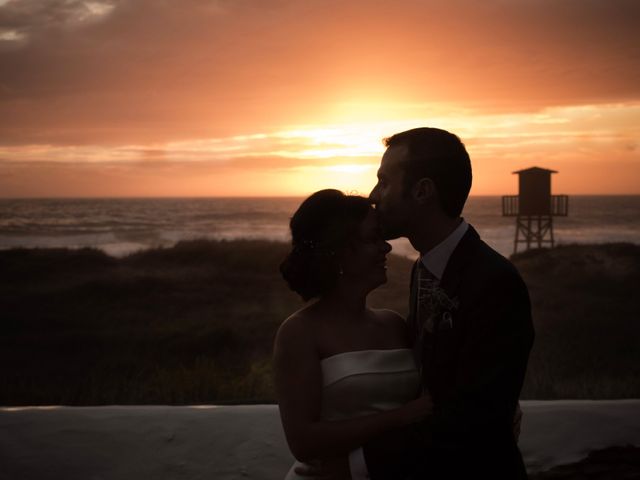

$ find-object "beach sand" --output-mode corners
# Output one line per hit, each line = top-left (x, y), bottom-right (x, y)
(1, 400), (639, 479)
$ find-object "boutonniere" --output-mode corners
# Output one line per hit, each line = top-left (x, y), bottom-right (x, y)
(418, 283), (459, 337)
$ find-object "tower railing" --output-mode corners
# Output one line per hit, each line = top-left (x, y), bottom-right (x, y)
(502, 194), (569, 217)
(551, 195), (569, 216)
(502, 195), (519, 217)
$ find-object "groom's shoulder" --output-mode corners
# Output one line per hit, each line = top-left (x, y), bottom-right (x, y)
(468, 236), (524, 286)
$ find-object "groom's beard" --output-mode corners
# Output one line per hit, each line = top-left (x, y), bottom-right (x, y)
(380, 222), (406, 241)
(377, 211), (410, 241)
(372, 195), (417, 242)
(382, 230), (401, 241)
(373, 208), (402, 241)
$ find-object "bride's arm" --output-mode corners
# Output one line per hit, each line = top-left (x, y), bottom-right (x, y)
(273, 315), (431, 463)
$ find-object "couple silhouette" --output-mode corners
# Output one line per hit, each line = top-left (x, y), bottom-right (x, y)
(274, 127), (534, 479)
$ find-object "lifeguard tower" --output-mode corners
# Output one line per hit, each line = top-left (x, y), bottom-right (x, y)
(502, 167), (568, 253)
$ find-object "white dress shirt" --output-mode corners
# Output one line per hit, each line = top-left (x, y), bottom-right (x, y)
(349, 220), (469, 479)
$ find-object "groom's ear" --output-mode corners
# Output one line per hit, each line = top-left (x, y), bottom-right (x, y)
(412, 177), (436, 204)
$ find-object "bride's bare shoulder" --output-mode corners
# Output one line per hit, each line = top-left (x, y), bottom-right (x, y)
(279, 303), (319, 329)
(275, 304), (320, 351)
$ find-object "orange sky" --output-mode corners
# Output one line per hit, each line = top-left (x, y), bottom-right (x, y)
(0, 0), (638, 197)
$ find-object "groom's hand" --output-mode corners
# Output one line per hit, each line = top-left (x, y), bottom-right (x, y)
(294, 456), (351, 480)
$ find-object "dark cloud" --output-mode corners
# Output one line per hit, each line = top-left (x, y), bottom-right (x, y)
(0, 0), (638, 145)
(0, 0), (117, 36)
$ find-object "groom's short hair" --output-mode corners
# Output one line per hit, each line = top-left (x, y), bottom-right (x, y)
(384, 127), (472, 218)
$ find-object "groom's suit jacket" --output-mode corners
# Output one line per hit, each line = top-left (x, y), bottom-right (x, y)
(363, 225), (534, 479)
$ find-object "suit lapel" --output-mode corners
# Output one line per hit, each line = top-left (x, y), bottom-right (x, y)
(439, 224), (481, 297)
(408, 259), (419, 318)
(407, 259), (420, 346)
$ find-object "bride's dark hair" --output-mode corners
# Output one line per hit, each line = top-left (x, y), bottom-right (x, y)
(280, 189), (371, 301)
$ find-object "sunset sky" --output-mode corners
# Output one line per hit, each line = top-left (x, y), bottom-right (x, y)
(0, 0), (638, 197)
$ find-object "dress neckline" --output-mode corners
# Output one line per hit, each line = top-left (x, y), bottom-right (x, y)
(320, 348), (412, 364)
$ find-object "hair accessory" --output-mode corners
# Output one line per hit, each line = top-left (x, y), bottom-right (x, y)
(301, 239), (319, 249)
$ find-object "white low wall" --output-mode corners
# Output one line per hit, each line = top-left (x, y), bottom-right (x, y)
(1, 400), (639, 480)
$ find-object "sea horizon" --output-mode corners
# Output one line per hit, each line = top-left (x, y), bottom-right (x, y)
(1, 195), (638, 259)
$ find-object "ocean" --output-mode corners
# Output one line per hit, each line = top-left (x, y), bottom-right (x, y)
(0, 196), (638, 259)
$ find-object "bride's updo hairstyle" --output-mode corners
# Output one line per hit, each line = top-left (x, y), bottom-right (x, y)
(280, 189), (371, 301)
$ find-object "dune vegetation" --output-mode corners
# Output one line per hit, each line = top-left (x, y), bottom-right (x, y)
(1, 240), (638, 405)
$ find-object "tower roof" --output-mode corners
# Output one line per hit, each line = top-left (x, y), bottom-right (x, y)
(512, 166), (558, 175)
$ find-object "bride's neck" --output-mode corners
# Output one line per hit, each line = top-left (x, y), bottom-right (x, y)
(319, 286), (367, 317)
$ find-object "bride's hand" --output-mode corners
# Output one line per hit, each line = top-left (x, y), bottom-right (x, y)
(399, 393), (434, 425)
(513, 402), (523, 442)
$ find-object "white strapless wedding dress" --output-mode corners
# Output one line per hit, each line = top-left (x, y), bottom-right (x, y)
(284, 348), (420, 480)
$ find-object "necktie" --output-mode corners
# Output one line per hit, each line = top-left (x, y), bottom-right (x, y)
(411, 260), (439, 374)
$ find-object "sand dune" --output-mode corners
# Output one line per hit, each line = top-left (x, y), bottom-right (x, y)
(1, 400), (639, 479)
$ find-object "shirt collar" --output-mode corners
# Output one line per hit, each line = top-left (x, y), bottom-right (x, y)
(420, 219), (469, 280)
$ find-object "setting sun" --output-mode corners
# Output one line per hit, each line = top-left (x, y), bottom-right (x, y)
(0, 0), (638, 197)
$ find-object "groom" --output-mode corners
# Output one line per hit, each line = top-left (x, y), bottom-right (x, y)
(351, 127), (534, 479)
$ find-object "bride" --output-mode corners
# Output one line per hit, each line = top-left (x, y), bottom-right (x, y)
(274, 189), (432, 479)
